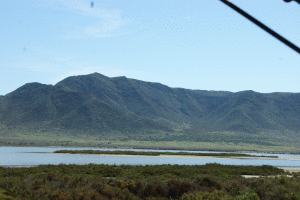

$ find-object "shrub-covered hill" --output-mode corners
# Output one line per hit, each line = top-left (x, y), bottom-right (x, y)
(0, 73), (299, 142)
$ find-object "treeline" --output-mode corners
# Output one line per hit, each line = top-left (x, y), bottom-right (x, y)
(53, 150), (278, 158)
(0, 164), (299, 199)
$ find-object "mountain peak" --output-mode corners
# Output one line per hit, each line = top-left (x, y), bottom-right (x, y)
(54, 72), (112, 90)
(7, 82), (52, 96)
(89, 72), (110, 79)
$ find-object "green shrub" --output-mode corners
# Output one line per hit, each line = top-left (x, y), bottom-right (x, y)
(196, 176), (222, 190)
(143, 179), (167, 198)
(0, 188), (13, 200)
(182, 190), (231, 200)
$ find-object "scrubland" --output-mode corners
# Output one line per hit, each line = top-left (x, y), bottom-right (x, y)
(0, 163), (300, 199)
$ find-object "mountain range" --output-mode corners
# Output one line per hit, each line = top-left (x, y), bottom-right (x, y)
(0, 73), (299, 145)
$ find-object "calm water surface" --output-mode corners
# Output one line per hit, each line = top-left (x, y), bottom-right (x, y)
(1, 147), (300, 167)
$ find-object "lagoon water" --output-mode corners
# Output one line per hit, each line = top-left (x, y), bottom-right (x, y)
(1, 147), (300, 167)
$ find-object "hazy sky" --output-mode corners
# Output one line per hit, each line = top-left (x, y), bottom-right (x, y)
(1, 0), (300, 95)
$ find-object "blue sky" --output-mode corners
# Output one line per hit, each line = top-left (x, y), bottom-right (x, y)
(1, 0), (299, 95)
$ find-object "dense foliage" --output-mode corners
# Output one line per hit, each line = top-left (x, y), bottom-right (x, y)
(0, 163), (298, 199)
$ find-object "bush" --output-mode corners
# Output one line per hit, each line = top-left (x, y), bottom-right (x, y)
(167, 179), (196, 199)
(182, 190), (231, 200)
(143, 179), (167, 198)
(196, 176), (222, 190)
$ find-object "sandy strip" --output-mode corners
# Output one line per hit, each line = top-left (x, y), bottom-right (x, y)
(54, 153), (300, 161)
(158, 155), (300, 160)
(240, 167), (300, 176)
(242, 175), (294, 178)
(2, 165), (38, 168)
(279, 167), (300, 173)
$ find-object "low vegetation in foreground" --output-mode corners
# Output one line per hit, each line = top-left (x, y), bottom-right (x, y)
(53, 150), (279, 158)
(0, 163), (299, 199)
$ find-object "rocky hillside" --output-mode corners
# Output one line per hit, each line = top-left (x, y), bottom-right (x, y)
(0, 73), (299, 138)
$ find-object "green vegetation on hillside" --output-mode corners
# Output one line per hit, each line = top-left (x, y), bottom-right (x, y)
(1, 73), (300, 149)
(0, 164), (298, 199)
(1, 130), (299, 154)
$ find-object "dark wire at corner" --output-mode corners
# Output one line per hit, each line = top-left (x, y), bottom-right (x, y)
(220, 0), (300, 55)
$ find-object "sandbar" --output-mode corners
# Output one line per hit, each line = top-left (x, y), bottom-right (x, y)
(54, 153), (300, 160)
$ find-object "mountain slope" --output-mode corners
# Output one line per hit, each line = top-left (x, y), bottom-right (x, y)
(55, 73), (231, 122)
(0, 79), (172, 134)
(199, 91), (300, 133)
(2, 83), (55, 125)
(0, 96), (7, 119)
(0, 73), (300, 143)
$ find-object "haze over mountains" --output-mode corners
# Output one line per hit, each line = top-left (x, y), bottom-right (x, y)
(0, 73), (299, 145)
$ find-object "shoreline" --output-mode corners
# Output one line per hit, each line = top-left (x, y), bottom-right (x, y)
(1, 145), (299, 155)
(53, 152), (300, 160)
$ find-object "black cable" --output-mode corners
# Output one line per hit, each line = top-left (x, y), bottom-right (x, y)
(220, 0), (300, 54)
(284, 0), (300, 4)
